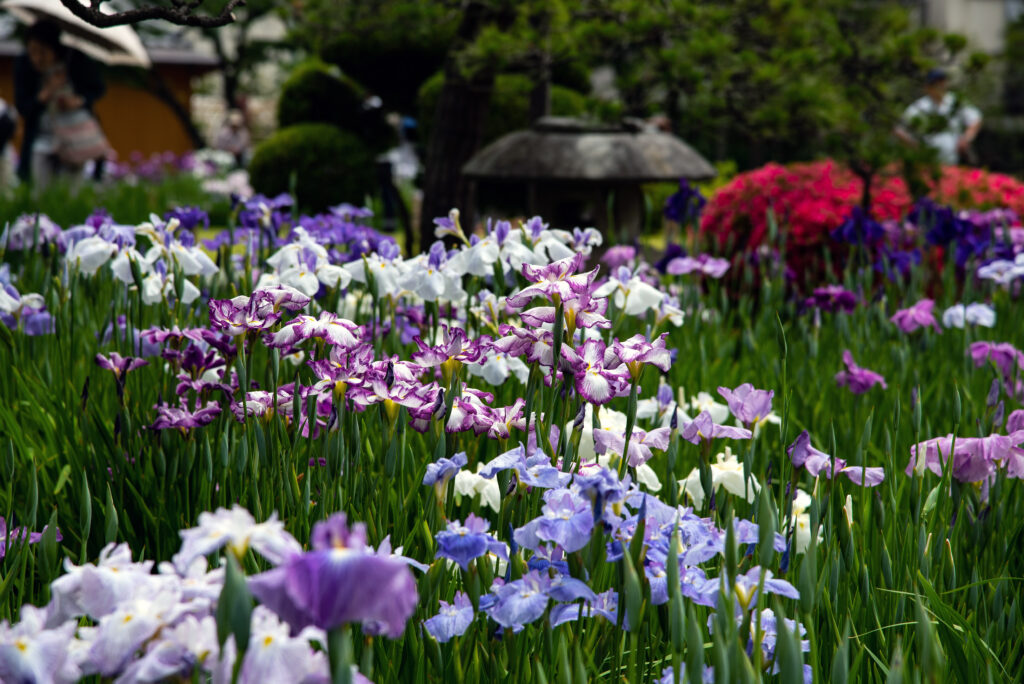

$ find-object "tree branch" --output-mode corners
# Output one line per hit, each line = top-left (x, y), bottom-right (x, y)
(58, 0), (244, 28)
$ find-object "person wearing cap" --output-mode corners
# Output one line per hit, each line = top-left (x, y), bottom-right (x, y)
(896, 68), (982, 165)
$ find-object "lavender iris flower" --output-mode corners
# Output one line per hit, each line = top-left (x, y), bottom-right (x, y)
(834, 350), (887, 394)
(549, 589), (619, 628)
(249, 513), (418, 637)
(164, 206), (210, 231)
(717, 383), (774, 427)
(479, 445), (572, 489)
(788, 431), (885, 486)
(906, 431), (1024, 482)
(680, 410), (752, 444)
(593, 427), (671, 467)
(422, 452), (468, 498)
(435, 514), (507, 570)
(890, 299), (941, 333)
(423, 592), (474, 642)
(0, 517), (61, 559)
(534, 489), (594, 552)
(665, 254), (730, 278)
(484, 571), (552, 629)
(969, 341), (1024, 381)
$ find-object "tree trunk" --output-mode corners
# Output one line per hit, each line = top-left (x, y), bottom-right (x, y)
(528, 64), (550, 123)
(418, 2), (494, 251)
(418, 71), (493, 250)
(851, 162), (874, 212)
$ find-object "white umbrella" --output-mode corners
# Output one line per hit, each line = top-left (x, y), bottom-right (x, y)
(2, 0), (150, 68)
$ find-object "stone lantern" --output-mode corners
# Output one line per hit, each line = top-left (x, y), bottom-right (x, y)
(462, 116), (715, 236)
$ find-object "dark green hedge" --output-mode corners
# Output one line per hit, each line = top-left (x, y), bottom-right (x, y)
(249, 123), (376, 212)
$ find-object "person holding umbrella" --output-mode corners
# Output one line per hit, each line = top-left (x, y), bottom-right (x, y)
(14, 19), (108, 186)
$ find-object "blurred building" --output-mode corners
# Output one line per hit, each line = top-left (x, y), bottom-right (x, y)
(920, 0), (1024, 52)
(0, 19), (218, 160)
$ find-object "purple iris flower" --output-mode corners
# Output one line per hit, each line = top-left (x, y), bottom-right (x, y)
(424, 591), (474, 642)
(96, 352), (148, 378)
(165, 206), (210, 231)
(890, 299), (941, 333)
(249, 513), (418, 637)
(593, 427), (671, 467)
(148, 403), (221, 431)
(788, 431), (885, 486)
(654, 243), (686, 274)
(831, 206), (884, 244)
(0, 517), (61, 559)
(834, 350), (887, 394)
(535, 489), (594, 552)
(601, 245), (637, 270)
(717, 383), (774, 427)
(484, 571), (552, 629)
(969, 341), (1024, 381)
(666, 254), (730, 278)
(435, 514), (507, 570)
(680, 410), (752, 444)
(909, 198), (968, 246)
(906, 431), (1024, 482)
(663, 179), (706, 224)
(3, 308), (55, 335)
(805, 285), (857, 313)
(875, 247), (921, 282)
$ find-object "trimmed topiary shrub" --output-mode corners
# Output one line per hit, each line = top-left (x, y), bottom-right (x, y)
(249, 124), (376, 212)
(277, 60), (393, 152)
(417, 72), (590, 147)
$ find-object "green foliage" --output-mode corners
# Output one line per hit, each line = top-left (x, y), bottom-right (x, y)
(277, 60), (393, 152)
(287, 0), (459, 113)
(418, 71), (589, 146)
(0, 175), (225, 227)
(249, 123), (376, 211)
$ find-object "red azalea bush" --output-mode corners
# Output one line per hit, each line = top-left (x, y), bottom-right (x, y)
(701, 159), (1024, 252)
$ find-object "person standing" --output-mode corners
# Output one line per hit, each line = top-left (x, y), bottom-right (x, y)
(896, 69), (982, 165)
(14, 20), (107, 186)
(214, 109), (252, 168)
